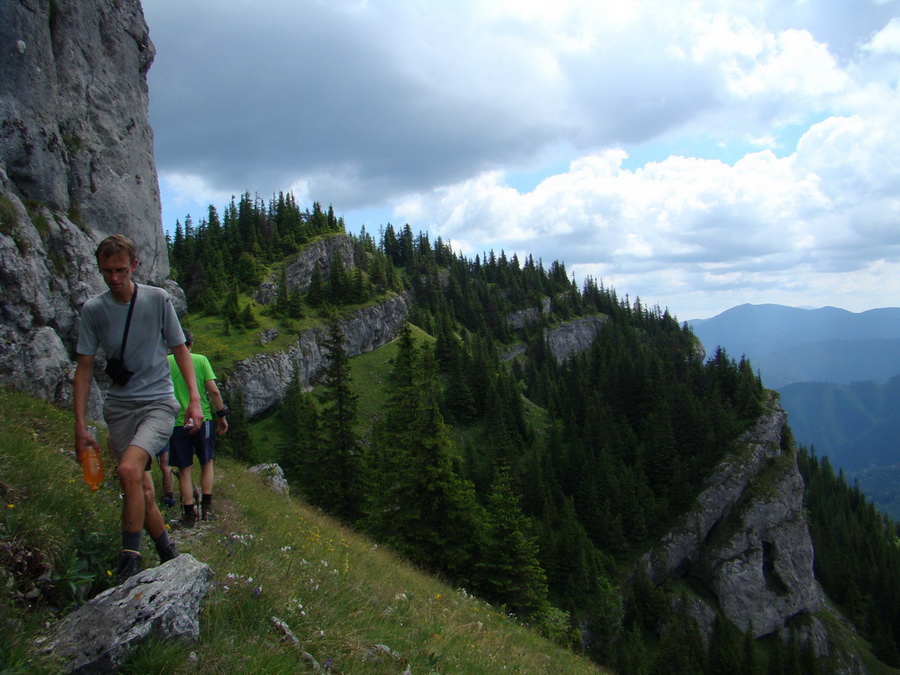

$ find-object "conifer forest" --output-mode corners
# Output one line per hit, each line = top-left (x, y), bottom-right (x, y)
(168, 192), (900, 673)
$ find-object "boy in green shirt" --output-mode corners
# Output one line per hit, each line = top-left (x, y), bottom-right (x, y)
(165, 331), (228, 525)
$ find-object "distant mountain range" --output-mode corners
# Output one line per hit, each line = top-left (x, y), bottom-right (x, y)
(688, 304), (900, 387)
(688, 304), (900, 518)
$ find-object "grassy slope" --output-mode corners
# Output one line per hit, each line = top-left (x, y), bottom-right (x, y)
(0, 387), (604, 674)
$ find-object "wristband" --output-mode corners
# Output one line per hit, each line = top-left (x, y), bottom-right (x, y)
(216, 407), (229, 418)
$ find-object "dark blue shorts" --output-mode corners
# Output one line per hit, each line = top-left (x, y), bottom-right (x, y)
(167, 420), (216, 469)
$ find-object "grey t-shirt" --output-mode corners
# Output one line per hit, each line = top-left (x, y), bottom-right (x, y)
(76, 283), (186, 401)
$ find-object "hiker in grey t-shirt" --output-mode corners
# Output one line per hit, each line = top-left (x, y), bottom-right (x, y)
(73, 235), (203, 583)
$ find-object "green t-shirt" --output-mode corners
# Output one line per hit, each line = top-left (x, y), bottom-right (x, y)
(167, 352), (217, 424)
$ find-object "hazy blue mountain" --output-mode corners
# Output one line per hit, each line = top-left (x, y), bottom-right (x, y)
(854, 463), (900, 520)
(749, 338), (900, 389)
(778, 376), (900, 473)
(688, 303), (900, 518)
(688, 304), (900, 387)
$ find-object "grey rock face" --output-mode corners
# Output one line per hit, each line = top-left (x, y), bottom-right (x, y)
(645, 396), (824, 638)
(707, 459), (821, 637)
(502, 313), (609, 364)
(256, 234), (356, 304)
(507, 297), (552, 331)
(41, 554), (213, 673)
(225, 293), (410, 419)
(286, 235), (355, 295)
(0, 0), (172, 411)
(0, 0), (167, 277)
(249, 463), (290, 495)
(546, 315), (608, 363)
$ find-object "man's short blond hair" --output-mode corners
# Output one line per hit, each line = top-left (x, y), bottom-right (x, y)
(95, 234), (137, 262)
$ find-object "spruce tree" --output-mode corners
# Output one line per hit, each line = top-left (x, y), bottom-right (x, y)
(216, 389), (257, 464)
(709, 613), (744, 675)
(473, 467), (551, 621)
(307, 260), (325, 307)
(316, 318), (362, 521)
(280, 372), (321, 496)
(364, 327), (484, 582)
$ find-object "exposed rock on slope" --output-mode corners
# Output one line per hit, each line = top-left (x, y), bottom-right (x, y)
(224, 293), (410, 419)
(546, 315), (608, 363)
(0, 0), (168, 410)
(255, 234), (356, 304)
(0, 0), (166, 274)
(502, 312), (609, 364)
(644, 394), (826, 639)
(42, 554), (213, 673)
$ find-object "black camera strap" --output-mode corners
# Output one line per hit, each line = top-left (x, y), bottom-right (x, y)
(117, 283), (138, 362)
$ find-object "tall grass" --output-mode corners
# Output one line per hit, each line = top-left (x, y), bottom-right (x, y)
(0, 387), (605, 673)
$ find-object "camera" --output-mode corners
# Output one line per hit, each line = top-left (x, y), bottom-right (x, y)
(104, 357), (134, 386)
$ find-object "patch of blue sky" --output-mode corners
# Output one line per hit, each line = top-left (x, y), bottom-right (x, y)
(620, 119), (820, 171)
(503, 156), (575, 193)
(342, 205), (396, 236)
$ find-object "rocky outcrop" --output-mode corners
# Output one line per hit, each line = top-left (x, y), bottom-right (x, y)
(224, 293), (410, 419)
(0, 0), (169, 411)
(250, 463), (290, 495)
(41, 554), (213, 673)
(255, 234), (355, 304)
(0, 0), (167, 276)
(546, 315), (608, 363)
(507, 297), (552, 331)
(644, 395), (824, 638)
(502, 313), (609, 364)
(286, 234), (355, 295)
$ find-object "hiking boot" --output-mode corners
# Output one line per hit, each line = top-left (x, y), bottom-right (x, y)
(157, 540), (180, 563)
(162, 492), (176, 508)
(201, 505), (216, 522)
(117, 551), (142, 584)
(178, 508), (198, 529)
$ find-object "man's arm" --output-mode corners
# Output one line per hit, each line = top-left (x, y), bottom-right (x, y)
(170, 343), (203, 433)
(73, 354), (100, 457)
(205, 379), (229, 435)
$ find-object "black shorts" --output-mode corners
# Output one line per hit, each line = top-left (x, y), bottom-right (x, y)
(167, 420), (216, 469)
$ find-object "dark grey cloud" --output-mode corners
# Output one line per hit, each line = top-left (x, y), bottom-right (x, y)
(143, 0), (900, 319)
(145, 1), (569, 207)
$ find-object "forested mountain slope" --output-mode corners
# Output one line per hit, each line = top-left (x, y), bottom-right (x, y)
(160, 201), (900, 673)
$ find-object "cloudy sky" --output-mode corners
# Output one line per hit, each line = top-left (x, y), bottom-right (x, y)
(143, 0), (900, 320)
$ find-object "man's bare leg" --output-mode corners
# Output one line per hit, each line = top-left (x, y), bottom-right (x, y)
(179, 464), (194, 506)
(200, 460), (214, 495)
(159, 451), (176, 507)
(142, 469), (165, 538)
(200, 460), (215, 520)
(118, 445), (149, 534)
(116, 445), (150, 582)
(177, 464), (198, 527)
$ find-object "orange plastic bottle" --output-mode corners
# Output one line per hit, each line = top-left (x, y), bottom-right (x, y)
(81, 426), (104, 491)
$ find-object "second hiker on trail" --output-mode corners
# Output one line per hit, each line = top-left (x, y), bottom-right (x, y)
(164, 330), (228, 527)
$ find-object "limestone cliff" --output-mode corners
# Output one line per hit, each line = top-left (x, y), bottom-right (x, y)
(502, 312), (609, 364)
(644, 397), (823, 635)
(224, 293), (410, 419)
(546, 315), (608, 363)
(640, 394), (864, 669)
(0, 0), (167, 410)
(255, 234), (356, 304)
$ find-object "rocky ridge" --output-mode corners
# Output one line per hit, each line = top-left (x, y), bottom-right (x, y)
(642, 394), (863, 670)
